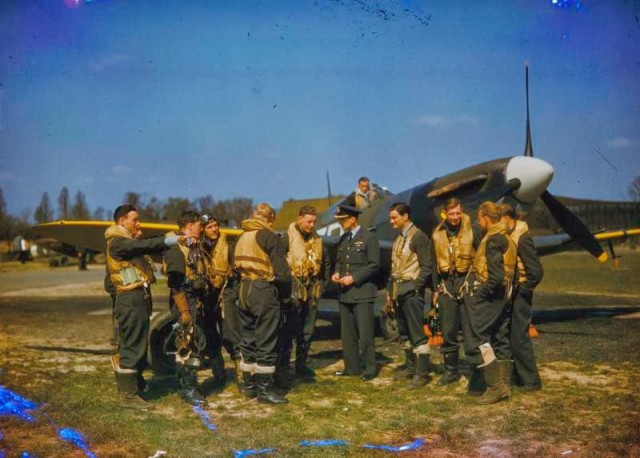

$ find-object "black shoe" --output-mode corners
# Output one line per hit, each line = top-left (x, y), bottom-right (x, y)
(180, 387), (207, 406)
(361, 373), (375, 381)
(436, 372), (461, 386)
(256, 374), (288, 404)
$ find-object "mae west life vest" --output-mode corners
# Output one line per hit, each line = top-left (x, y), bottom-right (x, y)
(472, 221), (517, 286)
(234, 219), (275, 281)
(432, 213), (475, 275)
(105, 225), (156, 293)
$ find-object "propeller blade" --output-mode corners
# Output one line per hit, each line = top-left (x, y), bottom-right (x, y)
(523, 62), (534, 158)
(540, 190), (607, 262)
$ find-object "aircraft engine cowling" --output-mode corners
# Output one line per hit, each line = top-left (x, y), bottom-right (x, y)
(505, 156), (554, 203)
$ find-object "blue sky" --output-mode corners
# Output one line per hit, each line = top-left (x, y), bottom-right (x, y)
(1, 0), (638, 219)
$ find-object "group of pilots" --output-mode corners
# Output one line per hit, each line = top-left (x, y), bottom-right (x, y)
(104, 177), (543, 411)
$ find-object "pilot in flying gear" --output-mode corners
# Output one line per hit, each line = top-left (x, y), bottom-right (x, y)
(163, 211), (209, 405)
(234, 203), (292, 404)
(105, 204), (186, 410)
(387, 202), (434, 389)
(463, 201), (517, 405)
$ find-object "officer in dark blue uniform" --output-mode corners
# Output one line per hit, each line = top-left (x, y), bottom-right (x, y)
(331, 204), (380, 381)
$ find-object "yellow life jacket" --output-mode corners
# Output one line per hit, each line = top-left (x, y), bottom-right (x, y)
(205, 232), (230, 289)
(105, 225), (156, 293)
(432, 213), (475, 274)
(509, 220), (529, 283)
(162, 231), (208, 283)
(287, 222), (323, 279)
(391, 224), (421, 281)
(472, 221), (517, 285)
(234, 219), (275, 281)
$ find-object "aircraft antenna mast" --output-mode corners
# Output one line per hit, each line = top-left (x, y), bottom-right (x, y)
(524, 62), (534, 157)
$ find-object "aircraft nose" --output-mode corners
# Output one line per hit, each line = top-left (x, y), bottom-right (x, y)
(505, 156), (554, 203)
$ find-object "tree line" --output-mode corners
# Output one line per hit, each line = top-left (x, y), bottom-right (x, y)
(0, 187), (254, 242)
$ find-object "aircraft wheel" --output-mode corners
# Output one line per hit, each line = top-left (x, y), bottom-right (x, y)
(379, 313), (400, 342)
(60, 256), (69, 266)
(148, 309), (178, 375)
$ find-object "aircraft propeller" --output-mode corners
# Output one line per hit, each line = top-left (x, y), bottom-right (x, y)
(522, 63), (607, 262)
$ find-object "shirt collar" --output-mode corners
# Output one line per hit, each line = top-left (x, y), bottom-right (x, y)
(401, 223), (414, 237)
(350, 225), (361, 238)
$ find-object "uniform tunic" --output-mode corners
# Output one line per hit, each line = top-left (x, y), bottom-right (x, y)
(334, 226), (380, 376)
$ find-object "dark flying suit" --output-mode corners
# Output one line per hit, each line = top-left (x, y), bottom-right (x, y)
(507, 220), (543, 389)
(276, 223), (331, 379)
(463, 220), (517, 404)
(234, 218), (291, 404)
(388, 223), (433, 387)
(105, 225), (169, 408)
(431, 213), (478, 385)
(164, 233), (209, 404)
(335, 225), (380, 378)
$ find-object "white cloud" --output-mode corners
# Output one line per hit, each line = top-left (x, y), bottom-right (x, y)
(414, 114), (479, 127)
(112, 166), (132, 176)
(605, 137), (634, 149)
(88, 54), (129, 72)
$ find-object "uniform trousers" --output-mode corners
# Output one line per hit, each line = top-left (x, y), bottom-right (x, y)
(509, 286), (541, 385)
(339, 301), (376, 375)
(115, 287), (151, 370)
(438, 274), (467, 355)
(396, 291), (428, 348)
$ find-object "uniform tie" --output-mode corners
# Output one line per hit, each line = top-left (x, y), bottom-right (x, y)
(347, 231), (353, 242)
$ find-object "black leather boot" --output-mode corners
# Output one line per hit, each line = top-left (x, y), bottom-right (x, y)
(274, 347), (292, 389)
(408, 354), (432, 389)
(295, 341), (315, 379)
(210, 351), (227, 387)
(437, 352), (461, 386)
(256, 373), (289, 404)
(241, 371), (257, 399)
(178, 364), (207, 405)
(393, 348), (416, 381)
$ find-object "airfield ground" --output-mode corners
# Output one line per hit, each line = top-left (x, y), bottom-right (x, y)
(0, 249), (639, 457)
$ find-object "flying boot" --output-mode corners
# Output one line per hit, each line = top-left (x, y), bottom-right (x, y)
(209, 351), (227, 387)
(498, 359), (514, 392)
(437, 352), (461, 386)
(241, 372), (257, 399)
(274, 346), (293, 389)
(408, 353), (432, 389)
(256, 373), (289, 404)
(295, 341), (315, 379)
(115, 369), (154, 411)
(178, 363), (207, 405)
(393, 346), (416, 381)
(477, 360), (511, 405)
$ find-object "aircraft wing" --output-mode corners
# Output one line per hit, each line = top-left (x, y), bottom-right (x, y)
(533, 228), (640, 257)
(33, 220), (243, 253)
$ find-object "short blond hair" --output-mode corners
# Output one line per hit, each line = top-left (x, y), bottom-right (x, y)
(478, 201), (502, 223)
(253, 202), (276, 223)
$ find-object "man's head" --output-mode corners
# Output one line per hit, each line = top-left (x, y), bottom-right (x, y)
(499, 203), (517, 232)
(389, 202), (411, 230)
(335, 204), (360, 231)
(178, 211), (202, 238)
(297, 205), (317, 235)
(443, 197), (463, 227)
(114, 204), (140, 236)
(253, 203), (276, 228)
(357, 176), (370, 194)
(477, 201), (502, 232)
(202, 214), (220, 240)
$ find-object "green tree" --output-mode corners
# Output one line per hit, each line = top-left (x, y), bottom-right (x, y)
(71, 191), (91, 220)
(162, 197), (193, 223)
(58, 187), (70, 220)
(34, 192), (53, 224)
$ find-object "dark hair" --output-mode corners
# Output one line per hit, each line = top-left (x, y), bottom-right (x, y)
(113, 204), (137, 223)
(298, 205), (317, 217)
(443, 197), (462, 211)
(358, 176), (370, 183)
(177, 210), (201, 228)
(499, 203), (516, 219)
(389, 202), (411, 218)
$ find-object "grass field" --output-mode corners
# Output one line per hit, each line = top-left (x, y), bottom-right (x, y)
(1, 250), (639, 457)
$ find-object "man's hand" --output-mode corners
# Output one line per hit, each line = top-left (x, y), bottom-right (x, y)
(339, 275), (355, 287)
(432, 290), (440, 306)
(331, 272), (341, 283)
